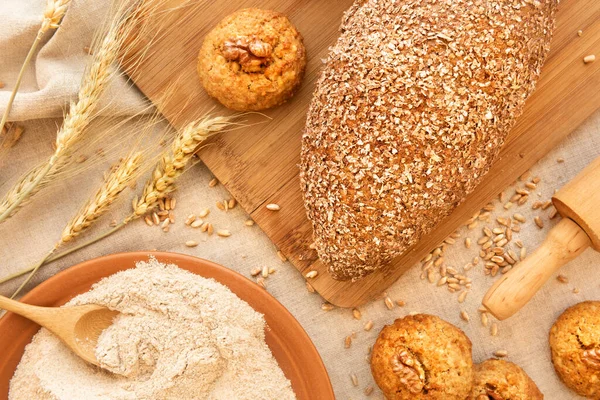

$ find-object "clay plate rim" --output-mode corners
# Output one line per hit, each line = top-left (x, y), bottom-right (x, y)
(0, 251), (334, 400)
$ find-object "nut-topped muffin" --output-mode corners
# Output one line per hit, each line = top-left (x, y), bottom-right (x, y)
(550, 301), (600, 398)
(197, 8), (306, 111)
(371, 314), (473, 399)
(470, 359), (543, 400)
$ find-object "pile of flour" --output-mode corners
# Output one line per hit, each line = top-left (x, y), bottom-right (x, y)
(9, 258), (296, 400)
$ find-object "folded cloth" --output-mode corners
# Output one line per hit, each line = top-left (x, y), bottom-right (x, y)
(0, 0), (147, 123)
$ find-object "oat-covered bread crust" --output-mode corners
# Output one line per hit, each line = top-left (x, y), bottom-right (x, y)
(197, 8), (306, 111)
(300, 0), (558, 280)
(470, 359), (543, 400)
(549, 301), (600, 399)
(371, 314), (473, 399)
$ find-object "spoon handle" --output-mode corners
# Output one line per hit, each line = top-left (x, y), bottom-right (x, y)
(0, 295), (53, 327)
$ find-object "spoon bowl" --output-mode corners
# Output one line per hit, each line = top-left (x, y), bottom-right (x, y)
(0, 295), (118, 367)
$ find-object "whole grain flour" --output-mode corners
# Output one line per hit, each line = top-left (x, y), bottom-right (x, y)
(8, 258), (296, 400)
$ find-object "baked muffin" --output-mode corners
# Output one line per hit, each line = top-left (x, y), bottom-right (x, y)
(371, 314), (473, 399)
(470, 359), (543, 400)
(197, 8), (306, 111)
(549, 301), (600, 398)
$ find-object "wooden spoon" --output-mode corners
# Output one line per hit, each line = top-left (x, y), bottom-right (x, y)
(0, 295), (119, 366)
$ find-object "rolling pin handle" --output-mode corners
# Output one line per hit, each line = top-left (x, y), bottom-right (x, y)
(482, 218), (591, 320)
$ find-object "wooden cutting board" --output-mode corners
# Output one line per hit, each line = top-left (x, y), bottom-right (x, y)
(123, 0), (600, 307)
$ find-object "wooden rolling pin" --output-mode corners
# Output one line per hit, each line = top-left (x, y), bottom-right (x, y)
(483, 156), (600, 320)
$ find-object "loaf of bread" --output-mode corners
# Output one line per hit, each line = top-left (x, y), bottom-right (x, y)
(300, 0), (558, 280)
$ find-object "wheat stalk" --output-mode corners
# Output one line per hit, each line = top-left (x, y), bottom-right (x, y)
(0, 0), (71, 137)
(10, 152), (143, 298)
(0, 116), (237, 287)
(0, 1), (149, 223)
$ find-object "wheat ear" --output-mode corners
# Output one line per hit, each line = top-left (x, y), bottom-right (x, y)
(0, 0), (71, 137)
(0, 116), (237, 287)
(0, 1), (143, 223)
(10, 152), (143, 298)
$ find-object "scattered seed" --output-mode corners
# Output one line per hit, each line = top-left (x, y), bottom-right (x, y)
(494, 350), (508, 358)
(305, 270), (318, 279)
(216, 201), (225, 211)
(217, 229), (231, 237)
(261, 266), (269, 278)
(109, 219), (117, 227)
(152, 212), (160, 225)
(384, 296), (394, 310)
(481, 312), (489, 327)
(185, 214), (196, 225)
(458, 290), (468, 303)
(437, 276), (447, 286)
(198, 208), (210, 218)
(364, 386), (374, 396)
(351, 374), (359, 387)
(578, 29), (583, 37)
(549, 207), (558, 219)
(534, 216), (544, 229)
(520, 247), (527, 260)
(245, 219), (255, 226)
(250, 267), (261, 277)
(512, 213), (526, 224)
(207, 223), (214, 235)
(168, 211), (175, 224)
(170, 198), (177, 209)
(191, 219), (204, 228)
(266, 203), (281, 211)
(144, 215), (153, 226)
(344, 336), (352, 349)
(396, 300), (406, 307)
(353, 308), (362, 320)
(161, 219), (170, 229)
(573, 288), (580, 294)
(228, 198), (236, 209)
(557, 274), (569, 283)
(321, 303), (334, 311)
(583, 54), (596, 64)
(185, 240), (198, 247)
(491, 323), (498, 336)
(503, 202), (513, 210)
(464, 238), (471, 249)
(460, 310), (470, 322)
(268, 267), (276, 274)
(209, 177), (219, 187)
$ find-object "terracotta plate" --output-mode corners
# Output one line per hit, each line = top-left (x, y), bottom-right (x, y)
(0, 252), (334, 400)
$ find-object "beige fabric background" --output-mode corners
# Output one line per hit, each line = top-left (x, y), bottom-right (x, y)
(1, 1), (599, 399)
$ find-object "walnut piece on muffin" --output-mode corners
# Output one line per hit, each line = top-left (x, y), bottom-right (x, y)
(371, 314), (473, 399)
(197, 8), (306, 111)
(550, 301), (600, 399)
(470, 359), (543, 400)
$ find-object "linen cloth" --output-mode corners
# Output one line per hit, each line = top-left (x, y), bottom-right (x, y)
(1, 1), (599, 399)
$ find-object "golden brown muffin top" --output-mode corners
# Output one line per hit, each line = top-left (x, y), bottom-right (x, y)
(470, 359), (543, 400)
(371, 314), (473, 399)
(549, 301), (600, 399)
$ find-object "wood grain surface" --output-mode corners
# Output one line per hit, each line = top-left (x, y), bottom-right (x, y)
(123, 0), (600, 307)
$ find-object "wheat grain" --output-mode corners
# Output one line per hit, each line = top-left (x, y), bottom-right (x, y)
(0, 1), (145, 222)
(1, 116), (236, 286)
(10, 152), (142, 298)
(61, 153), (142, 243)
